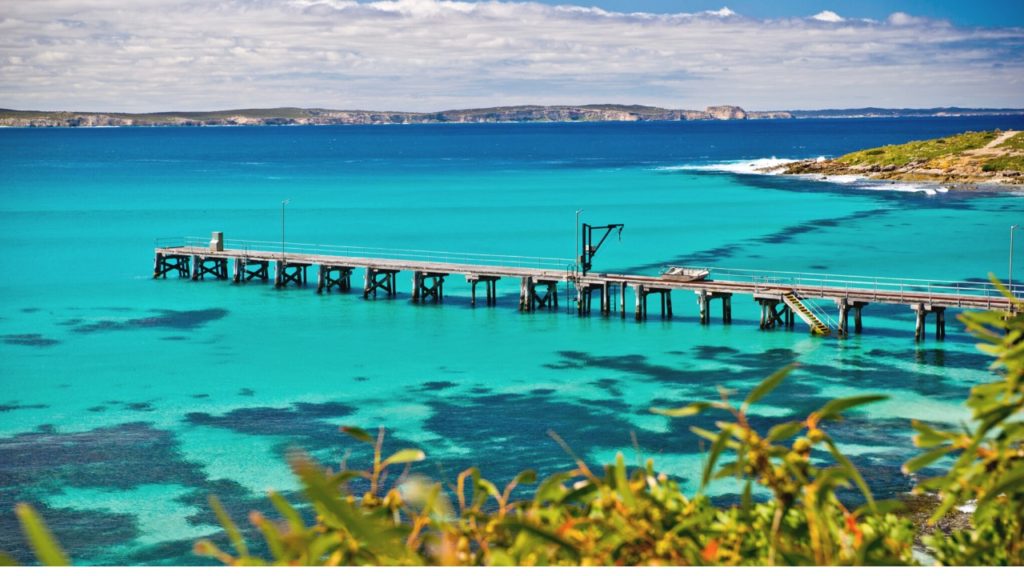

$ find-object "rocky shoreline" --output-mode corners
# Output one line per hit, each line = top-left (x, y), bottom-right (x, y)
(900, 493), (973, 550)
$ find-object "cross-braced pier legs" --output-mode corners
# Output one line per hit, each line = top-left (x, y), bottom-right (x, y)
(412, 272), (448, 303)
(233, 258), (270, 283)
(317, 265), (353, 294)
(364, 268), (399, 299)
(153, 253), (191, 278)
(755, 296), (794, 330)
(467, 275), (500, 307)
(275, 261), (310, 288)
(191, 255), (228, 281)
(519, 277), (559, 312)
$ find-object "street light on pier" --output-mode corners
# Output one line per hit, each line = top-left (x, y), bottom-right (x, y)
(1011, 224), (1019, 296)
(281, 199), (290, 259)
(575, 209), (583, 276)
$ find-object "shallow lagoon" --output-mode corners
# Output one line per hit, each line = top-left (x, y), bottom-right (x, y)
(1, 117), (1022, 564)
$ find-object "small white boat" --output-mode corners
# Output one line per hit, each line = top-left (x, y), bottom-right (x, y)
(661, 266), (710, 282)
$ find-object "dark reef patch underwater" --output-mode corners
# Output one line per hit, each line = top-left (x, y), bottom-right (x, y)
(69, 308), (229, 334)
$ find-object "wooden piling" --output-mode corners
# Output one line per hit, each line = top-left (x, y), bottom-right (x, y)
(914, 304), (926, 342)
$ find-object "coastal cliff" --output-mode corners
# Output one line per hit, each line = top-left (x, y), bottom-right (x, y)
(2, 105), (1018, 128)
(777, 130), (1024, 185)
(0, 105), (788, 127)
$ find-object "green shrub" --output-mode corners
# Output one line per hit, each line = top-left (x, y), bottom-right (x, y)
(904, 280), (1024, 565)
(997, 132), (1024, 151)
(982, 156), (1024, 172)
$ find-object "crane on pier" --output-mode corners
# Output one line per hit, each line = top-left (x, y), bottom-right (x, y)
(580, 223), (624, 276)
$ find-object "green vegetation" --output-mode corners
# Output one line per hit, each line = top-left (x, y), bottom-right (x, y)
(7, 280), (1023, 566)
(836, 131), (998, 166)
(998, 132), (1024, 151)
(982, 156), (1024, 173)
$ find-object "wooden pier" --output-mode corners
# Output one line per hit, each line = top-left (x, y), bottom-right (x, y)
(154, 234), (1018, 342)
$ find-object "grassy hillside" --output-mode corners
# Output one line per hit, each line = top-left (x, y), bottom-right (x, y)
(781, 129), (1024, 184)
(835, 131), (999, 166)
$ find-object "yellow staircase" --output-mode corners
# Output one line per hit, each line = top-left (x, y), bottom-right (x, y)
(783, 292), (832, 336)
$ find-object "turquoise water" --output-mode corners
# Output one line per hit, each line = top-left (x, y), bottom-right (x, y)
(1, 118), (1022, 564)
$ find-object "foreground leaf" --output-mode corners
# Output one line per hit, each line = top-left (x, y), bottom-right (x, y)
(15, 504), (68, 567)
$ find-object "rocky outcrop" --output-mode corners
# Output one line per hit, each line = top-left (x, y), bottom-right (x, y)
(705, 105), (747, 120)
(774, 130), (1024, 186)
(747, 110), (793, 120)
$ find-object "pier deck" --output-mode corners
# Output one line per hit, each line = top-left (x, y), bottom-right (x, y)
(154, 235), (1018, 341)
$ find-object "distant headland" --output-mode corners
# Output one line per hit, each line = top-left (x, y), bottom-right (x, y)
(1, 104), (1022, 128)
(775, 129), (1024, 186)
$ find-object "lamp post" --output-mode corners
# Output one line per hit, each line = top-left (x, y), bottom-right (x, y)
(575, 209), (583, 275)
(281, 199), (289, 259)
(1012, 224), (1019, 295)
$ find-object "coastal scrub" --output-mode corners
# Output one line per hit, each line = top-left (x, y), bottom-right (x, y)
(779, 130), (1024, 185)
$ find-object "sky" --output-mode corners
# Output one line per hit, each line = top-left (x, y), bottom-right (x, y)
(1, 0), (1022, 112)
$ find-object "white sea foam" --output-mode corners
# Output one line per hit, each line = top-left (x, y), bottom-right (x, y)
(821, 174), (863, 184)
(658, 157), (800, 175)
(661, 157), (1024, 196)
(860, 182), (946, 194)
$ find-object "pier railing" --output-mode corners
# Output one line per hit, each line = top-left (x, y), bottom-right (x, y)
(697, 266), (1018, 301)
(159, 236), (575, 271)
(153, 236), (1019, 302)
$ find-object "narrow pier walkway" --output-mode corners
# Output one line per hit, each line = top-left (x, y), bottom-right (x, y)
(154, 234), (1018, 342)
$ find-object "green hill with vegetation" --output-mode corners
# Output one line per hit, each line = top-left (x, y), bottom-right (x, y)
(781, 130), (1024, 185)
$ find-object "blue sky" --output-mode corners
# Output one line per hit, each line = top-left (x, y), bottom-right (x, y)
(1, 1), (1022, 112)
(528, 1), (1024, 27)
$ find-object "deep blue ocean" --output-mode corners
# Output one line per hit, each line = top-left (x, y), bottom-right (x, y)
(1, 117), (1023, 565)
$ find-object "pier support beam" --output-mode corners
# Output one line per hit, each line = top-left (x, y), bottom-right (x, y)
(233, 258), (270, 283)
(835, 299), (869, 337)
(317, 265), (353, 294)
(274, 261), (310, 288)
(697, 290), (732, 325)
(520, 277), (558, 312)
(191, 255), (228, 281)
(577, 279), (614, 316)
(364, 268), (399, 299)
(412, 272), (448, 303)
(619, 281), (627, 319)
(755, 296), (791, 330)
(153, 252), (190, 279)
(466, 275), (500, 307)
(913, 304), (946, 342)
(634, 285), (671, 321)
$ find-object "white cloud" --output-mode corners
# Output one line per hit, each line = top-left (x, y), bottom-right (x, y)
(0, 0), (1020, 112)
(887, 11), (929, 26)
(705, 7), (736, 18)
(811, 10), (844, 23)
